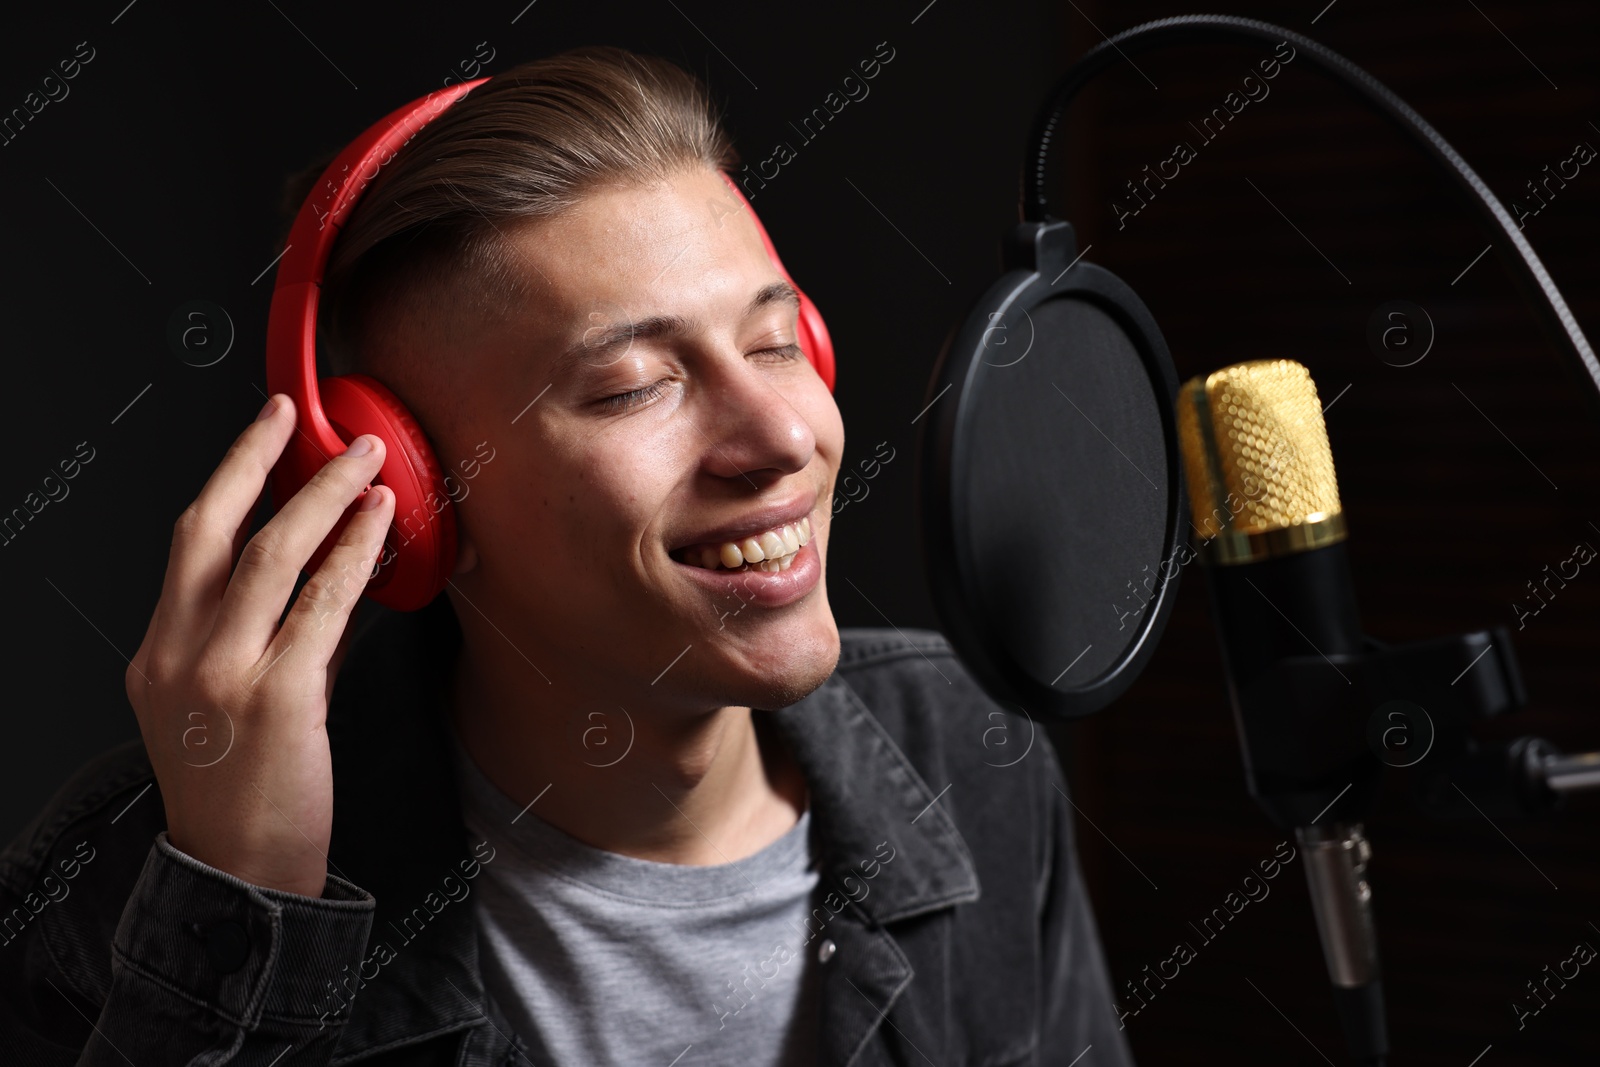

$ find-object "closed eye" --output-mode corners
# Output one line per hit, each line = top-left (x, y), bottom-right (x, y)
(598, 381), (668, 414)
(595, 344), (806, 414)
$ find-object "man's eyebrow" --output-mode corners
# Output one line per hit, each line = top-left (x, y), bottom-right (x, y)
(746, 279), (802, 318)
(552, 280), (803, 375)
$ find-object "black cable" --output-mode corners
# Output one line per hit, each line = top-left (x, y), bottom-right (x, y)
(1022, 13), (1600, 420)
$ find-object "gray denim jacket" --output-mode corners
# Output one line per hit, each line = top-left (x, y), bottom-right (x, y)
(0, 596), (1134, 1066)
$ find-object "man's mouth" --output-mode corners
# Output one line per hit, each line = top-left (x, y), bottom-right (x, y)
(669, 517), (813, 573)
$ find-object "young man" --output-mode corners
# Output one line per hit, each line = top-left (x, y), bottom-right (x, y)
(0, 47), (1132, 1066)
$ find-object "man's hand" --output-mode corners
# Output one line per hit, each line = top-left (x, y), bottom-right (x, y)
(125, 393), (394, 898)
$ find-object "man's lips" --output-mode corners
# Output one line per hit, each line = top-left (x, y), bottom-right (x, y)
(670, 536), (823, 611)
(667, 494), (816, 556)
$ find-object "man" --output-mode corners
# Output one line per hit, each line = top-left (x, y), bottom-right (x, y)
(0, 46), (1132, 1065)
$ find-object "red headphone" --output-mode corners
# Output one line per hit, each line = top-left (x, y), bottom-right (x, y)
(266, 76), (836, 612)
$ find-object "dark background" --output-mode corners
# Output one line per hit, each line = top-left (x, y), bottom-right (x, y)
(2, 1), (1595, 1064)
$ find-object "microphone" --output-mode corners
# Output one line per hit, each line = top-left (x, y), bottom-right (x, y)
(1175, 359), (1387, 1066)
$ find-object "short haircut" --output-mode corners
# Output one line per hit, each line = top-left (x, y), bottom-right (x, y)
(275, 46), (741, 381)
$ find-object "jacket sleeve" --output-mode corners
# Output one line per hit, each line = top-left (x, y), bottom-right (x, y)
(1035, 737), (1138, 1066)
(1, 829), (377, 1066)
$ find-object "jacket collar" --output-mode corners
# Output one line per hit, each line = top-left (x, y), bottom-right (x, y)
(323, 596), (979, 1062)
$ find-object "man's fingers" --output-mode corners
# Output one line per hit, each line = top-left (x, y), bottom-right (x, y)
(231, 484), (271, 564)
(154, 394), (297, 650)
(213, 433), (387, 655)
(326, 598), (363, 706)
(266, 484), (394, 686)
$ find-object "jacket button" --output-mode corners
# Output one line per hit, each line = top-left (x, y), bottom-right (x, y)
(202, 920), (251, 973)
(817, 938), (836, 963)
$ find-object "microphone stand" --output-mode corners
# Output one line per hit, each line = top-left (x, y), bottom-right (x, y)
(1522, 745), (1600, 798)
(1216, 617), (1600, 1065)
(1297, 822), (1384, 1066)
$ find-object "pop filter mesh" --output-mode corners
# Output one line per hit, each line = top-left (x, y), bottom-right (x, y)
(960, 296), (1170, 691)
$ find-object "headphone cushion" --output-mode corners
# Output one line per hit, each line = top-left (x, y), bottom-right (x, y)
(318, 373), (457, 610)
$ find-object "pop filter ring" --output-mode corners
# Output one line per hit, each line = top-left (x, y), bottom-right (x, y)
(917, 221), (1186, 720)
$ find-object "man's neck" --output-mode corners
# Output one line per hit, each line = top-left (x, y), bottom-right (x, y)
(446, 638), (808, 867)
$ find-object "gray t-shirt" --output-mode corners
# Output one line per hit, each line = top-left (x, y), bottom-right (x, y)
(447, 727), (822, 1065)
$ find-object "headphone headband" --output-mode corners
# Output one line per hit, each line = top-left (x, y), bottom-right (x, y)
(267, 78), (488, 455)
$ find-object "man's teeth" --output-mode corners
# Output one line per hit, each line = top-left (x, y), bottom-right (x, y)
(683, 517), (812, 573)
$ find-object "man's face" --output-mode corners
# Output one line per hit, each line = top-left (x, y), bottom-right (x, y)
(422, 165), (843, 713)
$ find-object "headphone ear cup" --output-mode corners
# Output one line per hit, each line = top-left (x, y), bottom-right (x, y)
(317, 374), (457, 612)
(715, 172), (836, 394)
(796, 291), (835, 393)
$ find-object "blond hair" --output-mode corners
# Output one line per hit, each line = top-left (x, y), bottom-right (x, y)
(277, 45), (740, 378)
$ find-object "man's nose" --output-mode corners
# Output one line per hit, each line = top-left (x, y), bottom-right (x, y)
(695, 360), (816, 481)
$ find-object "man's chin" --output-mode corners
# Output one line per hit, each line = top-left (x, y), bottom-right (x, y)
(717, 613), (841, 711)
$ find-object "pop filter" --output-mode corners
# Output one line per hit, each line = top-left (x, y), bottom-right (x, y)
(916, 219), (1187, 720)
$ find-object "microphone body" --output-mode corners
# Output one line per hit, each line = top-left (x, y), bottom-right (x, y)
(1178, 360), (1387, 1065)
(1204, 544), (1375, 824)
(1206, 543), (1363, 682)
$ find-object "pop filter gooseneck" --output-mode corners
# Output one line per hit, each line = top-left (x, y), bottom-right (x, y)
(1025, 13), (1600, 414)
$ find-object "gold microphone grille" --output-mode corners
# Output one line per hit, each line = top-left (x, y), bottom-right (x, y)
(1176, 359), (1345, 563)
